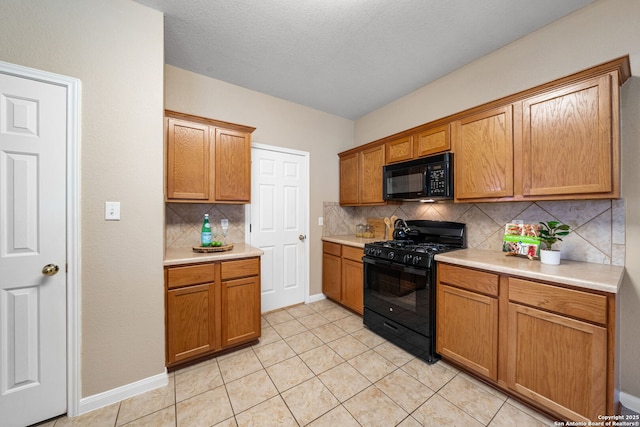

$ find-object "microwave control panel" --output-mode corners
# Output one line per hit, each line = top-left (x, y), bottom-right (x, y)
(427, 163), (448, 197)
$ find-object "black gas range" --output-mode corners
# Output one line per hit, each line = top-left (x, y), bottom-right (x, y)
(363, 220), (466, 363)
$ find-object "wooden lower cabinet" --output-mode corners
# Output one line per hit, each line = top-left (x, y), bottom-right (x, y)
(221, 276), (261, 347)
(165, 257), (261, 368)
(436, 262), (616, 422)
(341, 257), (363, 314)
(322, 251), (341, 301)
(507, 303), (607, 421)
(437, 283), (498, 380)
(321, 241), (364, 315)
(166, 283), (217, 364)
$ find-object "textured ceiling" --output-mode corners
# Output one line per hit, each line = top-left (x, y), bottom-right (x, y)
(133, 0), (595, 119)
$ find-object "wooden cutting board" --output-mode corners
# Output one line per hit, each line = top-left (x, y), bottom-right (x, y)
(367, 218), (386, 239)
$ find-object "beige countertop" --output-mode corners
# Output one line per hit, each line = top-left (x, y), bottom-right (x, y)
(435, 248), (625, 294)
(164, 243), (264, 266)
(322, 234), (380, 248)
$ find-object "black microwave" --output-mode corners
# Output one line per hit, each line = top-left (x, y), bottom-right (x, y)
(383, 152), (453, 201)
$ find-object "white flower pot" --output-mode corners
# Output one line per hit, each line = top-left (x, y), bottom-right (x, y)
(540, 249), (561, 265)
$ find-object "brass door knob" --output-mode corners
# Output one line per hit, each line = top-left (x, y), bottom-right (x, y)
(42, 264), (60, 276)
(298, 234), (306, 241)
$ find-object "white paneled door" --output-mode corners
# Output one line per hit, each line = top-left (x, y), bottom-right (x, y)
(0, 71), (67, 426)
(250, 145), (308, 313)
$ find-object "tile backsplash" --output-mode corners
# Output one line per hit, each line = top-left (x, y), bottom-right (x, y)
(323, 199), (625, 266)
(166, 203), (245, 248)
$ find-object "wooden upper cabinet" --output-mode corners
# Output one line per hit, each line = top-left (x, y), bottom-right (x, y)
(165, 111), (255, 204)
(385, 125), (450, 165)
(360, 144), (385, 204)
(339, 144), (385, 206)
(214, 127), (251, 202)
(453, 105), (514, 200)
(415, 124), (450, 158)
(385, 136), (413, 164)
(166, 118), (211, 200)
(521, 74), (616, 198)
(339, 152), (359, 205)
(345, 57), (628, 203)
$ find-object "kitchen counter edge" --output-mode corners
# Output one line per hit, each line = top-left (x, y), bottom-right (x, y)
(164, 243), (264, 266)
(435, 248), (624, 294)
(322, 235), (379, 248)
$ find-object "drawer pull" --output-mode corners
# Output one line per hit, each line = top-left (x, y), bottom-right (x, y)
(383, 322), (398, 331)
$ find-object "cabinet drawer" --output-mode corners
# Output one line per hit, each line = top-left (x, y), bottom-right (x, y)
(342, 245), (364, 262)
(166, 263), (216, 289)
(323, 241), (341, 256)
(438, 263), (499, 297)
(221, 257), (260, 281)
(508, 277), (607, 325)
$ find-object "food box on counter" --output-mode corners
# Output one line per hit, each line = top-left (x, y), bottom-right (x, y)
(503, 222), (541, 259)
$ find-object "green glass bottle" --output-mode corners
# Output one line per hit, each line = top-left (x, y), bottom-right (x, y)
(201, 214), (212, 247)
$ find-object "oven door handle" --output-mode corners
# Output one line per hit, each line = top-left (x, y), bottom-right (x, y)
(362, 256), (428, 277)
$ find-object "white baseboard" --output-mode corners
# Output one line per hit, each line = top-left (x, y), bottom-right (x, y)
(77, 371), (168, 416)
(307, 293), (326, 304)
(621, 392), (640, 414)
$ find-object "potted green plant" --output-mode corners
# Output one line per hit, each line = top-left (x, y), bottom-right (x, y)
(538, 220), (571, 265)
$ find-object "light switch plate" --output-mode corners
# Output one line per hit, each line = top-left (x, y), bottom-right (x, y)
(105, 201), (120, 220)
(221, 218), (229, 228)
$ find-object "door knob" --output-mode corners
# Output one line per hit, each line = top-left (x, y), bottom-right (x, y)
(298, 234), (306, 241)
(42, 264), (60, 276)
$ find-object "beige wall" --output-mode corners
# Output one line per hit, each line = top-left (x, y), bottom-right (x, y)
(0, 0), (165, 397)
(354, 0), (640, 400)
(164, 65), (354, 297)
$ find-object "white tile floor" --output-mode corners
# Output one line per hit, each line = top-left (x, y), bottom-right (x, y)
(39, 299), (561, 426)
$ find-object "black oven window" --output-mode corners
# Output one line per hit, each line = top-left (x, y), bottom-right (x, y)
(368, 266), (427, 313)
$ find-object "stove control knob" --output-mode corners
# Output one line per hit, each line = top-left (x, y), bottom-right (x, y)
(403, 254), (412, 264)
(413, 256), (422, 265)
(376, 249), (382, 257)
(388, 251), (395, 259)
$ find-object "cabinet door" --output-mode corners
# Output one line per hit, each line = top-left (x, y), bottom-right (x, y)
(221, 276), (261, 348)
(166, 118), (211, 200)
(166, 283), (216, 364)
(322, 252), (342, 302)
(385, 136), (413, 164)
(521, 74), (614, 197)
(507, 303), (607, 421)
(359, 145), (385, 204)
(339, 152), (359, 205)
(214, 127), (251, 203)
(453, 105), (513, 200)
(415, 124), (450, 157)
(436, 284), (498, 380)
(341, 258), (363, 315)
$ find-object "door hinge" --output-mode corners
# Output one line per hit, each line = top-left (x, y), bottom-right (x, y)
(249, 224), (252, 233)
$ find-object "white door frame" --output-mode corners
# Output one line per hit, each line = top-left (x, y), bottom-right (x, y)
(246, 143), (310, 305)
(0, 61), (82, 417)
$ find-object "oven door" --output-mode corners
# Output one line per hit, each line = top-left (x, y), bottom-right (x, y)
(363, 256), (434, 336)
